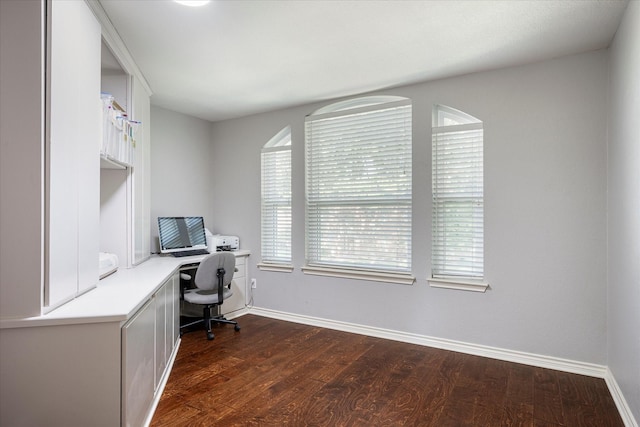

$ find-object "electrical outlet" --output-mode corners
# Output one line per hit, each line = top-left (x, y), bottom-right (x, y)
(251, 278), (257, 289)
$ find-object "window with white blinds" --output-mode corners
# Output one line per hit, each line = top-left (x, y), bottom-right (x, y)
(261, 126), (292, 265)
(432, 105), (484, 279)
(305, 97), (412, 276)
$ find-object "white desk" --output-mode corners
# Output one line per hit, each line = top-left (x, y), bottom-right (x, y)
(0, 249), (250, 427)
(0, 249), (250, 329)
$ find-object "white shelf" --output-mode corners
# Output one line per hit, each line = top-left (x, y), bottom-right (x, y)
(100, 155), (129, 170)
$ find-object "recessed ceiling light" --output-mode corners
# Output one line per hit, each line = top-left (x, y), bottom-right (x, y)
(174, 0), (210, 6)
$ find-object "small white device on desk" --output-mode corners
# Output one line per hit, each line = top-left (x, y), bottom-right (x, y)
(211, 235), (239, 252)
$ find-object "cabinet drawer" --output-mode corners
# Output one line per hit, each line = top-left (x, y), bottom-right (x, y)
(235, 255), (246, 268)
(234, 255), (246, 279)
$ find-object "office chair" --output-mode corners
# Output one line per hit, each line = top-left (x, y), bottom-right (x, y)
(180, 252), (241, 340)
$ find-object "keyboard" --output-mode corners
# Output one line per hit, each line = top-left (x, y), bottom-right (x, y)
(171, 249), (209, 257)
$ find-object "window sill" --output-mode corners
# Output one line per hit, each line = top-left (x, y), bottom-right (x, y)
(428, 278), (489, 293)
(257, 263), (294, 273)
(302, 265), (415, 285)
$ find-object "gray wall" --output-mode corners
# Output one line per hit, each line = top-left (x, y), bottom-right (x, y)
(150, 105), (215, 253)
(208, 50), (609, 365)
(608, 0), (640, 421)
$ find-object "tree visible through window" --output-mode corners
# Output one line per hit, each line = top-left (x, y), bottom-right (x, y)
(305, 96), (412, 275)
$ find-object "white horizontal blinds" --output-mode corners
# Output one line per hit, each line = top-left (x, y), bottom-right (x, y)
(432, 105), (484, 278)
(306, 99), (412, 273)
(261, 127), (292, 264)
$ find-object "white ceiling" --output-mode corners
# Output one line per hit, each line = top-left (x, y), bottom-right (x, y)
(99, 0), (628, 123)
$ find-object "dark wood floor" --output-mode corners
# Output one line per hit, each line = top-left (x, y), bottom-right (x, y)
(151, 315), (623, 426)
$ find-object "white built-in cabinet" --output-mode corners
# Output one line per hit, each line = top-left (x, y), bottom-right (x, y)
(46, 0), (101, 309)
(100, 46), (152, 269)
(123, 272), (179, 427)
(0, 1), (167, 426)
(122, 299), (155, 427)
(46, 0), (151, 311)
(0, 263), (182, 426)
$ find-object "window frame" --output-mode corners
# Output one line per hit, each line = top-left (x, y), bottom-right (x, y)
(303, 97), (415, 285)
(429, 105), (488, 292)
(258, 126), (294, 272)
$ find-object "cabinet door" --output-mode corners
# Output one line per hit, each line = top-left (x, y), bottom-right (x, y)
(154, 273), (180, 391)
(47, 0), (100, 308)
(172, 273), (181, 347)
(131, 75), (151, 265)
(154, 281), (168, 389)
(122, 299), (155, 427)
(221, 255), (247, 316)
(165, 273), (179, 357)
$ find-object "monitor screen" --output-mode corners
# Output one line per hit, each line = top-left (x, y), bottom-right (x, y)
(158, 216), (207, 254)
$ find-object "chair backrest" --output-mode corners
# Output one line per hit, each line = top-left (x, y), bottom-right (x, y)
(194, 252), (236, 291)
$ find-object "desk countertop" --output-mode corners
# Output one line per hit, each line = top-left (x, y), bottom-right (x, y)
(0, 250), (250, 329)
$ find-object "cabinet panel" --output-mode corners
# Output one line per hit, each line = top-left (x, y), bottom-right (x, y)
(154, 273), (179, 391)
(47, 0), (101, 308)
(122, 299), (155, 427)
(131, 76), (151, 265)
(122, 271), (180, 427)
(221, 255), (247, 316)
(172, 274), (181, 346)
(154, 282), (167, 389)
(166, 274), (178, 358)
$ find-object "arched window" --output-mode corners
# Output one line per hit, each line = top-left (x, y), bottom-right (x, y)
(260, 126), (292, 268)
(431, 105), (484, 282)
(304, 96), (414, 283)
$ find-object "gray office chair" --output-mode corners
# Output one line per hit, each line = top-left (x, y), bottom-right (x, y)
(180, 252), (241, 340)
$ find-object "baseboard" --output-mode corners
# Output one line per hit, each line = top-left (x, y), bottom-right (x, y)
(249, 307), (607, 376)
(224, 307), (249, 320)
(248, 307), (640, 425)
(605, 367), (639, 427)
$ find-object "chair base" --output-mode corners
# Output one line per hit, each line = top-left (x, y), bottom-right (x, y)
(180, 306), (240, 340)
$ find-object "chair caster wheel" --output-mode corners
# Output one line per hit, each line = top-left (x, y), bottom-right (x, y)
(207, 332), (214, 340)
(234, 325), (241, 332)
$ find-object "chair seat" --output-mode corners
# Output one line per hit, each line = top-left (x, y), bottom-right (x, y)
(183, 287), (233, 305)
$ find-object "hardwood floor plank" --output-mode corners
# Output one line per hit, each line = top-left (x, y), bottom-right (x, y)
(434, 353), (496, 426)
(472, 358), (511, 426)
(533, 367), (565, 425)
(501, 362), (535, 426)
(368, 346), (449, 425)
(151, 315), (624, 426)
(557, 371), (624, 426)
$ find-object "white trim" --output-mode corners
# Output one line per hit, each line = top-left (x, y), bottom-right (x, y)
(302, 265), (415, 285)
(428, 277), (489, 293)
(306, 98), (411, 122)
(84, 0), (153, 96)
(604, 367), (639, 427)
(263, 126), (291, 149)
(224, 307), (250, 320)
(257, 263), (294, 273)
(248, 307), (607, 379)
(309, 96), (409, 117)
(432, 121), (483, 134)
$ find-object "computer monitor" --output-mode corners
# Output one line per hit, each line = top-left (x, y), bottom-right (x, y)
(158, 216), (208, 254)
